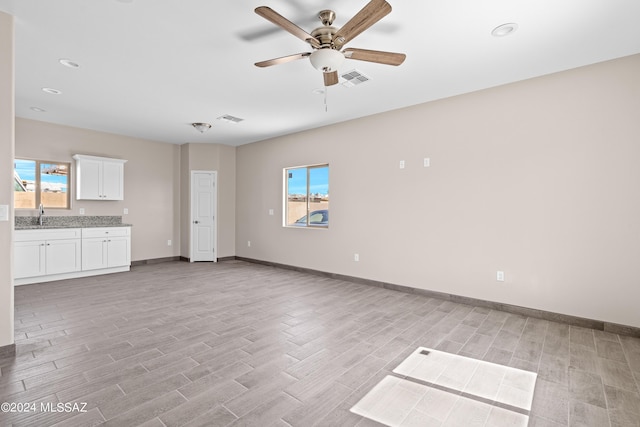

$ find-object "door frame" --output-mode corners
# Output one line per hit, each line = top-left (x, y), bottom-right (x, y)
(190, 170), (217, 262)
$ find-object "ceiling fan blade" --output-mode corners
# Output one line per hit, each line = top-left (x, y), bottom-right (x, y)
(255, 52), (311, 68)
(343, 48), (406, 66)
(323, 70), (339, 86)
(332, 0), (392, 49)
(255, 7), (321, 48)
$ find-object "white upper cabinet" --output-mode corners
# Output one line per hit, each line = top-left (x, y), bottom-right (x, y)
(73, 154), (127, 200)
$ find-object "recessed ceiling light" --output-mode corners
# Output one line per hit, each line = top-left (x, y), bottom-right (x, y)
(30, 107), (46, 112)
(59, 59), (80, 68)
(42, 87), (62, 95)
(492, 23), (518, 37)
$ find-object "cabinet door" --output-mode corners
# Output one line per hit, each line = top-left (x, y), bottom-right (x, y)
(46, 239), (82, 275)
(102, 161), (124, 200)
(14, 241), (46, 278)
(76, 158), (102, 200)
(82, 238), (108, 271)
(107, 236), (130, 267)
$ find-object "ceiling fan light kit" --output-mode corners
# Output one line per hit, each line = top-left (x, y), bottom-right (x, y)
(254, 0), (406, 88)
(309, 49), (345, 72)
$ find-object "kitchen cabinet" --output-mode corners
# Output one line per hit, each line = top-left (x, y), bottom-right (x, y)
(14, 229), (82, 279)
(73, 154), (127, 200)
(81, 227), (131, 271)
(14, 226), (131, 285)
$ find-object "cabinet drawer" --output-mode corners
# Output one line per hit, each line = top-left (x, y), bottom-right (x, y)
(82, 227), (130, 238)
(15, 228), (81, 242)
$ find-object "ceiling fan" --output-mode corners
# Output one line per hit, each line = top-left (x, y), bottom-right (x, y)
(254, 0), (406, 87)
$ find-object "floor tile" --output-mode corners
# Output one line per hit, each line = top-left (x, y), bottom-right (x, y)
(3, 261), (639, 426)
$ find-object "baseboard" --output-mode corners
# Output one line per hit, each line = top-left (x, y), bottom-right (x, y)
(172, 256), (234, 263)
(234, 256), (640, 338)
(131, 256), (182, 266)
(0, 343), (16, 359)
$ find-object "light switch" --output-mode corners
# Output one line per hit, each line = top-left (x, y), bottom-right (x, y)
(0, 205), (8, 221)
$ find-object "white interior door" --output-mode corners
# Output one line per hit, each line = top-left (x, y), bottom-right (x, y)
(190, 171), (216, 262)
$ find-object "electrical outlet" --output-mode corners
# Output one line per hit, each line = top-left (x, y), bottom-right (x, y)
(248, 241), (251, 247)
(497, 271), (505, 282)
(424, 158), (430, 167)
(124, 208), (129, 215)
(399, 160), (405, 169)
(79, 208), (85, 215)
(269, 209), (274, 216)
(354, 253), (359, 262)
(167, 240), (172, 246)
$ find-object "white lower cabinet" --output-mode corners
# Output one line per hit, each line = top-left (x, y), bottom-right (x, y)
(81, 227), (131, 271)
(14, 229), (82, 279)
(14, 240), (46, 278)
(14, 226), (131, 285)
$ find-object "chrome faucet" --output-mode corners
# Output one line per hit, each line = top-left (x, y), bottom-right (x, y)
(38, 203), (45, 226)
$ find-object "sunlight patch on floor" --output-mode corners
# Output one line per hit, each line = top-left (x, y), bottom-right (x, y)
(350, 347), (537, 426)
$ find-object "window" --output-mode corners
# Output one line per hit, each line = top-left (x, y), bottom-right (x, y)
(14, 159), (71, 209)
(285, 164), (329, 227)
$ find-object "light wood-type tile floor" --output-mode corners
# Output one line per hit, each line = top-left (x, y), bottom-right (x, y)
(1, 260), (639, 426)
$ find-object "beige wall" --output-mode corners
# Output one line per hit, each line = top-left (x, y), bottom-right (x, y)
(15, 119), (181, 262)
(236, 54), (640, 328)
(179, 143), (236, 259)
(0, 12), (15, 348)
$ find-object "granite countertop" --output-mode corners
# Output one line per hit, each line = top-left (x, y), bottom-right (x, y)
(16, 223), (133, 230)
(15, 215), (132, 230)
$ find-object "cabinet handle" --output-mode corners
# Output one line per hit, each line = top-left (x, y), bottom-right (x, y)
(47, 243), (50, 246)
(194, 220), (199, 224)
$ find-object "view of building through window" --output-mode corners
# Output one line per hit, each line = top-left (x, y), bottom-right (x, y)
(14, 159), (70, 209)
(285, 164), (329, 227)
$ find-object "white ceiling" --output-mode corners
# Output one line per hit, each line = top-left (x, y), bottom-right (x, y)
(1, 0), (639, 147)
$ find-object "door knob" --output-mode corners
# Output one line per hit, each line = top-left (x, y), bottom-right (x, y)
(193, 220), (199, 224)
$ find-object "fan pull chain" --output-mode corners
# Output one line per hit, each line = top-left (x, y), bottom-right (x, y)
(324, 87), (328, 112)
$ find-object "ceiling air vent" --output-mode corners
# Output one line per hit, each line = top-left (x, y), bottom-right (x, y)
(217, 114), (244, 124)
(341, 69), (371, 88)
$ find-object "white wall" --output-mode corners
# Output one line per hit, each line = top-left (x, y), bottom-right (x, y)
(236, 54), (640, 328)
(0, 11), (15, 349)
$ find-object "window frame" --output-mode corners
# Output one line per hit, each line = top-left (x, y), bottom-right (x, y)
(284, 163), (329, 229)
(14, 158), (72, 210)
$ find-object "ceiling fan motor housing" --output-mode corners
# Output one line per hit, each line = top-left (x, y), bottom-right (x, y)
(311, 26), (338, 47)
